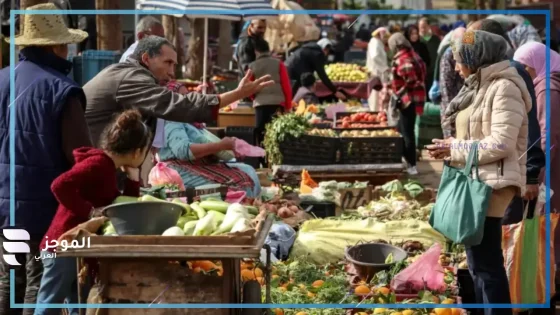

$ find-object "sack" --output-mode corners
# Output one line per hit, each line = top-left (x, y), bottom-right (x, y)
(429, 142), (492, 246)
(148, 162), (186, 191)
(390, 243), (446, 292)
(502, 206), (559, 310)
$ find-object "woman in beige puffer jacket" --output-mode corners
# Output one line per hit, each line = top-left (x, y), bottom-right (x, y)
(428, 30), (530, 315)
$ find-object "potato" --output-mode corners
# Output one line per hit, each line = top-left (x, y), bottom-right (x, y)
(268, 204), (278, 214)
(277, 207), (292, 218)
(289, 206), (299, 213)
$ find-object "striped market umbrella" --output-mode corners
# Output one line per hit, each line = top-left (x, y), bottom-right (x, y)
(136, 0), (276, 91)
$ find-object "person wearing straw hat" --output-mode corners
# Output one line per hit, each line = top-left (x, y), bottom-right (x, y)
(0, 3), (91, 314)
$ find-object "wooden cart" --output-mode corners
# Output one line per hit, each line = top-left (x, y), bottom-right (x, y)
(59, 216), (274, 315)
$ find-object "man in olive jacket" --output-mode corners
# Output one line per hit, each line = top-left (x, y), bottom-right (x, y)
(84, 36), (273, 146)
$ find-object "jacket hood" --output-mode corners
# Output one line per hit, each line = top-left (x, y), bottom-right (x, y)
(480, 60), (532, 112)
(73, 147), (107, 163)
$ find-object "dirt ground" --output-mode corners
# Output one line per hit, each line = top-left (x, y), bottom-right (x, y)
(411, 150), (444, 189)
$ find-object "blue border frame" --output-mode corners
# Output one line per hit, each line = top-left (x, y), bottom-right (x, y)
(8, 8), (551, 310)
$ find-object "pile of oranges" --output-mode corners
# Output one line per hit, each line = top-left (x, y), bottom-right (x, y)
(240, 260), (266, 285)
(187, 260), (223, 276)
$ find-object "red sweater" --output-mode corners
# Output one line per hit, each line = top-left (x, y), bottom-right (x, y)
(40, 148), (140, 252)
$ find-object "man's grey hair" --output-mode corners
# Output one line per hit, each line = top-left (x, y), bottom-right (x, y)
(136, 16), (162, 34)
(132, 36), (175, 60)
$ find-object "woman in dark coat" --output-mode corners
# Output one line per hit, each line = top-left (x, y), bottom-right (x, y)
(404, 25), (431, 74)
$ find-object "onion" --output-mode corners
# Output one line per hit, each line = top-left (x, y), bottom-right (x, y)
(277, 207), (292, 218)
(289, 206), (299, 213)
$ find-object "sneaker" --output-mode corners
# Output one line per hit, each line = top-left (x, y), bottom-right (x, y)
(407, 166), (418, 175)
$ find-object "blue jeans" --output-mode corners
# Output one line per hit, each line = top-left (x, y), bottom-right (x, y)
(33, 253), (89, 315)
(466, 218), (512, 315)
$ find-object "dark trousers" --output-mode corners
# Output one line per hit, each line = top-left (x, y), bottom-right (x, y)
(255, 105), (283, 167)
(0, 236), (43, 315)
(502, 196), (537, 226)
(466, 218), (512, 315)
(398, 103), (417, 167)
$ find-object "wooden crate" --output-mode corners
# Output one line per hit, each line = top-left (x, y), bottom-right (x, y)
(371, 186), (437, 205)
(337, 186), (373, 212)
(94, 258), (238, 315)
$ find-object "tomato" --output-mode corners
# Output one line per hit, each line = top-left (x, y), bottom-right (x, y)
(367, 116), (375, 122)
(342, 122), (351, 128)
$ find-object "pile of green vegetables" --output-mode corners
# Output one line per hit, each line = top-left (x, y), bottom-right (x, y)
(263, 113), (311, 165)
(102, 196), (259, 237)
(353, 198), (434, 222)
(381, 179), (425, 198)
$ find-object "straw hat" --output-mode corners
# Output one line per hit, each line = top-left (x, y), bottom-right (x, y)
(5, 3), (88, 46)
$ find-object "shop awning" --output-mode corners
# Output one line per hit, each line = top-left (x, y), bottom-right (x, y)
(136, 0), (276, 20)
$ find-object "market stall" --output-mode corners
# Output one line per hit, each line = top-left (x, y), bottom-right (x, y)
(315, 63), (382, 100)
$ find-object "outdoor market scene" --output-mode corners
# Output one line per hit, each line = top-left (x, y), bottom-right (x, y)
(0, 0), (559, 315)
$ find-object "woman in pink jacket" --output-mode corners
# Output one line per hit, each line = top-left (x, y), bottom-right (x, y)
(513, 42), (560, 214)
(514, 42), (560, 283)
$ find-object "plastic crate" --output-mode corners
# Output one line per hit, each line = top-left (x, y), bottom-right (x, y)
(80, 50), (122, 85)
(339, 136), (403, 164)
(279, 134), (339, 165)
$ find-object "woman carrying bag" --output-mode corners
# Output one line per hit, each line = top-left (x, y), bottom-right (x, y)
(426, 30), (531, 315)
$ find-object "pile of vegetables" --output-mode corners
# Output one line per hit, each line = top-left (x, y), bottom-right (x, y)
(253, 197), (302, 219)
(353, 197), (434, 222)
(381, 180), (425, 199)
(263, 113), (311, 165)
(103, 196), (261, 236)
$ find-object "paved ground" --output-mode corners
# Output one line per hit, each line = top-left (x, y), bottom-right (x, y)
(411, 150), (444, 189)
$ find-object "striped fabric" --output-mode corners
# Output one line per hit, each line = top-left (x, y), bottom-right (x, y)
(502, 214), (558, 310)
(136, 0), (276, 20)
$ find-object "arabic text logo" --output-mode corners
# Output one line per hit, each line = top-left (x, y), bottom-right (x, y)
(2, 229), (30, 266)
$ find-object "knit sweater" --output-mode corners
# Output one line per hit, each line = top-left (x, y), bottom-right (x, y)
(39, 148), (140, 252)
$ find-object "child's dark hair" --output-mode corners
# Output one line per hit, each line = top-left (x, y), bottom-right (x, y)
(100, 109), (152, 155)
(301, 72), (316, 88)
(254, 37), (270, 53)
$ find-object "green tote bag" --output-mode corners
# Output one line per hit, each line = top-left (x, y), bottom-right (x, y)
(429, 142), (493, 246)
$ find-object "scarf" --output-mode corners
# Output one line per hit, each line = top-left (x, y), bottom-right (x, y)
(441, 74), (479, 135)
(513, 41), (560, 85)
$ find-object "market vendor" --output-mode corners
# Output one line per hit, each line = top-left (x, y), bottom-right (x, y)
(285, 38), (346, 101)
(157, 121), (261, 198)
(151, 81), (260, 197)
(83, 35), (273, 152)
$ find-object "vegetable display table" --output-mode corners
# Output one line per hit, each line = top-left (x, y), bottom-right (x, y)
(315, 77), (382, 100)
(273, 163), (405, 187)
(59, 216), (274, 315)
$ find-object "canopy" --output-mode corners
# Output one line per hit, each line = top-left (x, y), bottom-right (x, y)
(136, 0), (276, 20)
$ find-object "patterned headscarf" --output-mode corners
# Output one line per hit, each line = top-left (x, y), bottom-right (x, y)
(452, 30), (508, 71)
(514, 41), (560, 84)
(508, 24), (541, 50)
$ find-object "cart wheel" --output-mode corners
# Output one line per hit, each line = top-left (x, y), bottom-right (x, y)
(241, 280), (264, 315)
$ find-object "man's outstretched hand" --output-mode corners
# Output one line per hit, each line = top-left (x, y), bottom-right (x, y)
(237, 69), (275, 98)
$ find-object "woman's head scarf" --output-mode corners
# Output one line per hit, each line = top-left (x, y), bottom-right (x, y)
(372, 27), (390, 41)
(513, 41), (560, 84)
(404, 25), (419, 43)
(508, 24), (541, 50)
(452, 30), (508, 71)
(442, 30), (508, 134)
(388, 32), (412, 53)
(452, 20), (467, 30)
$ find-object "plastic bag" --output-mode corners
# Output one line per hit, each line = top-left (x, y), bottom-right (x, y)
(537, 183), (555, 215)
(390, 243), (445, 292)
(148, 162), (186, 191)
(226, 190), (246, 204)
(234, 139), (266, 157)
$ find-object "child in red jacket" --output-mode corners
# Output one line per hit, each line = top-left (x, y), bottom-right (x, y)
(34, 109), (152, 315)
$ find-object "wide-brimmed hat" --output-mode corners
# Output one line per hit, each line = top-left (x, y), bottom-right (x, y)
(4, 3), (88, 46)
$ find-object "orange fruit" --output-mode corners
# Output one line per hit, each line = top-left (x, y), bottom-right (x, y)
(451, 309), (462, 315)
(376, 287), (391, 295)
(254, 267), (264, 278)
(193, 267), (202, 274)
(373, 309), (387, 314)
(442, 298), (455, 304)
(241, 261), (254, 270)
(241, 269), (255, 281)
(272, 275), (279, 280)
(307, 291), (316, 298)
(354, 285), (370, 295)
(295, 312), (307, 315)
(273, 309), (284, 315)
(256, 277), (265, 286)
(390, 312), (403, 315)
(434, 309), (452, 315)
(298, 284), (306, 289)
(312, 280), (324, 288)
(402, 311), (414, 315)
